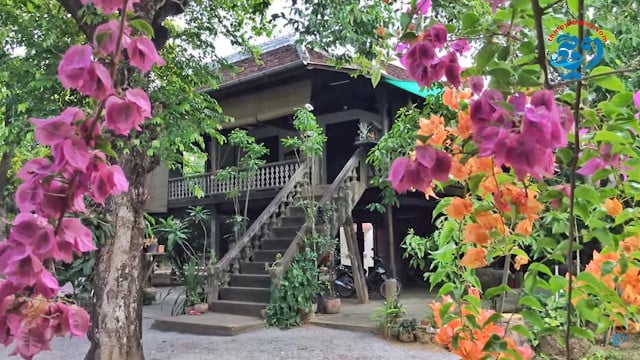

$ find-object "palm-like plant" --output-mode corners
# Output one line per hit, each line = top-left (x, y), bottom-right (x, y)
(186, 205), (213, 268)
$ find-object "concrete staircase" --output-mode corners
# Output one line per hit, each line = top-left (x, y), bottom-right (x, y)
(209, 199), (322, 317)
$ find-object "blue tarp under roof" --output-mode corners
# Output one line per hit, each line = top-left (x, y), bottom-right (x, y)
(383, 77), (443, 98)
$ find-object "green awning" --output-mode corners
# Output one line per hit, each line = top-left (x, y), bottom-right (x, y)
(383, 77), (443, 98)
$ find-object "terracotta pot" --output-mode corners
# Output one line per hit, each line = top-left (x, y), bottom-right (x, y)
(157, 245), (165, 253)
(323, 297), (341, 314)
(397, 330), (415, 343)
(194, 303), (208, 313)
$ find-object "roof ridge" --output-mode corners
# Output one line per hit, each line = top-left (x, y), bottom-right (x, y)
(224, 34), (298, 63)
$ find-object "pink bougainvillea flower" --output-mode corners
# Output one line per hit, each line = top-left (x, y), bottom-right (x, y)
(90, 163), (129, 204)
(9, 213), (55, 257)
(468, 76), (484, 95)
(16, 158), (52, 182)
(442, 51), (461, 88)
(577, 143), (625, 176)
(59, 218), (97, 254)
(78, 62), (114, 101)
(634, 90), (640, 119)
(12, 325), (52, 359)
(104, 89), (152, 135)
(34, 270), (60, 299)
(389, 145), (451, 193)
(488, 0), (508, 13)
(389, 158), (427, 193)
(31, 107), (84, 146)
(63, 305), (90, 337)
(415, 0), (431, 14)
(93, 19), (130, 56)
(1, 247), (44, 287)
(57, 45), (92, 89)
(80, 0), (139, 15)
(429, 24), (448, 49)
(450, 38), (471, 55)
(126, 36), (166, 73)
(39, 179), (71, 219)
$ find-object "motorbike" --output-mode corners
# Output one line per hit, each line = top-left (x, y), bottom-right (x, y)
(333, 250), (401, 299)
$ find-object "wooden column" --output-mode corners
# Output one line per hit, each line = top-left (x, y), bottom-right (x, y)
(208, 136), (219, 174)
(378, 87), (398, 278)
(209, 207), (219, 261)
(343, 215), (369, 304)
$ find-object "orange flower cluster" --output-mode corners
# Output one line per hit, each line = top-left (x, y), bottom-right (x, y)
(583, 234), (640, 330)
(429, 292), (534, 360)
(603, 198), (623, 217)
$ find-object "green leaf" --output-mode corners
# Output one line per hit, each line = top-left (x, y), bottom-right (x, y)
(129, 19), (155, 38)
(399, 32), (417, 43)
(590, 66), (625, 92)
(462, 13), (480, 30)
(510, 324), (534, 340)
(600, 260), (616, 276)
(517, 73), (542, 87)
(437, 283), (456, 297)
(519, 295), (543, 310)
(482, 334), (508, 352)
(371, 69), (381, 87)
(571, 326), (595, 342)
(567, 0), (578, 14)
(484, 284), (510, 299)
(433, 197), (452, 218)
(521, 309), (545, 328)
(575, 185), (600, 205)
(476, 42), (501, 69)
(468, 173), (485, 194)
(488, 66), (513, 82)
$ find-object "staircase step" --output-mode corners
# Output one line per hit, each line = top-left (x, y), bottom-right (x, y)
(230, 274), (271, 288)
(279, 216), (306, 227)
(261, 238), (293, 250)
(287, 206), (306, 217)
(271, 226), (301, 238)
(240, 261), (270, 274)
(209, 300), (266, 317)
(220, 287), (272, 303)
(252, 250), (283, 263)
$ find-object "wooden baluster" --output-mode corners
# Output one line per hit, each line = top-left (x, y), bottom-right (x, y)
(231, 258), (240, 274)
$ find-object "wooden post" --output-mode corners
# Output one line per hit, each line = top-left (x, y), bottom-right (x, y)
(209, 207), (219, 261)
(385, 205), (398, 278)
(343, 216), (369, 304)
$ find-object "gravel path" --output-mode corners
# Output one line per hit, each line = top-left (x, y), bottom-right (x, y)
(0, 319), (458, 360)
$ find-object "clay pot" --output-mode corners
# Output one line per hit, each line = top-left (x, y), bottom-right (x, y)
(323, 297), (341, 314)
(398, 331), (415, 343)
(157, 245), (165, 253)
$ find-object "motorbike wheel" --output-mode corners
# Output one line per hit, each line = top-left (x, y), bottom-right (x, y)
(335, 274), (356, 298)
(378, 278), (402, 299)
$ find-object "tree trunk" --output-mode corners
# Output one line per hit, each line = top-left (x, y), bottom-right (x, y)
(85, 152), (154, 360)
(0, 149), (15, 240)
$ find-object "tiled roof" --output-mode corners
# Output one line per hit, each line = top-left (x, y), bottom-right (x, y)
(219, 36), (412, 85)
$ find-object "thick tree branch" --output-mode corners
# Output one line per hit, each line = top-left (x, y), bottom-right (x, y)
(56, 0), (96, 39)
(531, 0), (552, 90)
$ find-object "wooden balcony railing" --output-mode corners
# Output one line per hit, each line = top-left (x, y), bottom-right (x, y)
(167, 160), (301, 201)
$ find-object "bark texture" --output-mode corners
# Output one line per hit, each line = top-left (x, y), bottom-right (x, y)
(0, 150), (15, 240)
(85, 151), (156, 360)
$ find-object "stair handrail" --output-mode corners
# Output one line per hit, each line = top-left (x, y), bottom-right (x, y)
(209, 160), (310, 297)
(270, 147), (368, 282)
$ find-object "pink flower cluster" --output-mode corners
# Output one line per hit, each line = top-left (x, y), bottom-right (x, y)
(469, 89), (574, 179)
(398, 25), (468, 89)
(0, 1), (164, 358)
(388, 145), (452, 193)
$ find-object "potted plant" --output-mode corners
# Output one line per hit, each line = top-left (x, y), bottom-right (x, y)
(373, 298), (405, 339)
(397, 318), (417, 343)
(144, 236), (158, 253)
(322, 266), (341, 314)
(353, 121), (378, 148)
